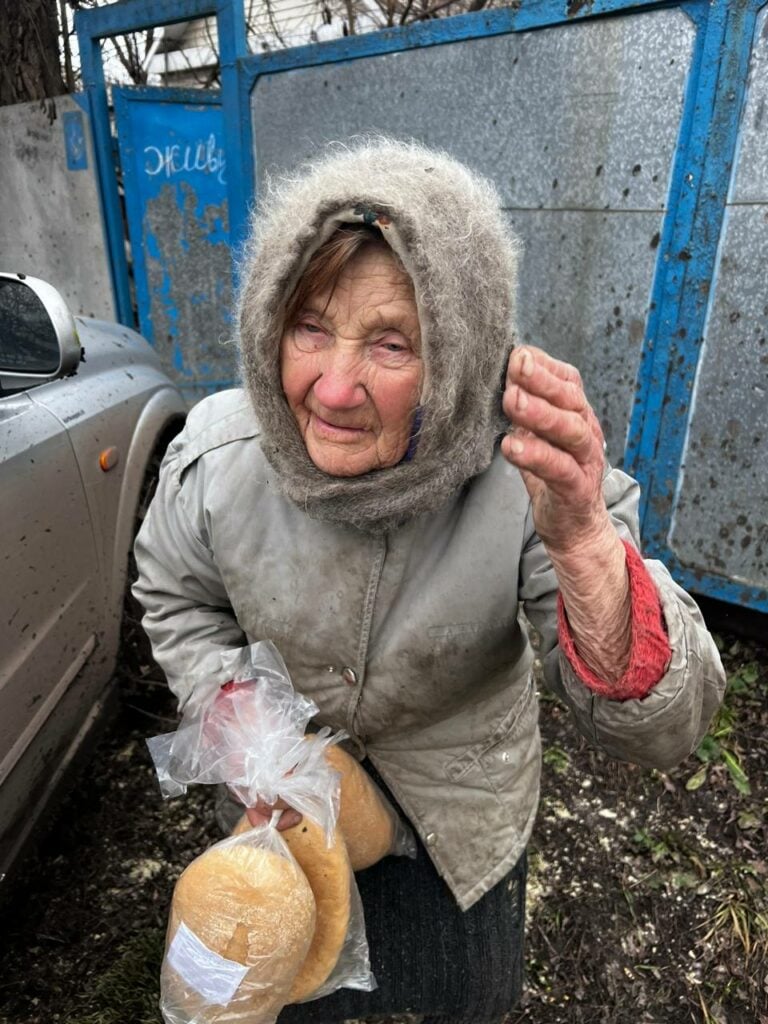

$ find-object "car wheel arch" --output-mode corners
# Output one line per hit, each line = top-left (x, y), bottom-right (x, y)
(99, 388), (186, 676)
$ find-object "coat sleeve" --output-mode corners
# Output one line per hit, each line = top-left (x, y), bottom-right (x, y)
(518, 466), (726, 771)
(131, 430), (247, 711)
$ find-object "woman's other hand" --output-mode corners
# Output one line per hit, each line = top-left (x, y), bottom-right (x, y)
(211, 682), (304, 830)
(245, 797), (303, 831)
(501, 345), (607, 553)
(501, 345), (632, 684)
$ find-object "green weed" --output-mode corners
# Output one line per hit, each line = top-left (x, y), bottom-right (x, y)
(699, 863), (768, 962)
(685, 660), (763, 796)
(542, 745), (571, 774)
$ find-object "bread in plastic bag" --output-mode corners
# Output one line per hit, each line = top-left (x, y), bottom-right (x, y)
(147, 641), (377, 1020)
(232, 813), (373, 1003)
(161, 820), (315, 1024)
(323, 743), (417, 870)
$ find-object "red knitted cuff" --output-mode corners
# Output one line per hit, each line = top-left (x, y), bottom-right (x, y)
(557, 540), (671, 701)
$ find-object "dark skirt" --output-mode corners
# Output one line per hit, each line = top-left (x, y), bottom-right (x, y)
(276, 765), (526, 1024)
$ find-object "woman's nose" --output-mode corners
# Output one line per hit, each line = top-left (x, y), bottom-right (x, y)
(312, 347), (367, 409)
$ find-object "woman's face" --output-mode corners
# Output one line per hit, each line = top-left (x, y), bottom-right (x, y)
(280, 245), (423, 477)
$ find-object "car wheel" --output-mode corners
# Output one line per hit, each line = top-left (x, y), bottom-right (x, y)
(117, 430), (179, 690)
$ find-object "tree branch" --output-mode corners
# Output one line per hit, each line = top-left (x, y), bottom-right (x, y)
(413, 0), (458, 19)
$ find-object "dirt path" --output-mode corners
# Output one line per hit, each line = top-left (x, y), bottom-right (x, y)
(0, 630), (765, 1024)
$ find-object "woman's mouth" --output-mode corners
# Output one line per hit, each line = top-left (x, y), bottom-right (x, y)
(310, 412), (368, 440)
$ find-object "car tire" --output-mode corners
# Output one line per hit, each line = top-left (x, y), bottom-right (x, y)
(118, 429), (180, 689)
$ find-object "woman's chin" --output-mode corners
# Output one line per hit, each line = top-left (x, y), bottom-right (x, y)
(308, 445), (375, 477)
(306, 439), (401, 477)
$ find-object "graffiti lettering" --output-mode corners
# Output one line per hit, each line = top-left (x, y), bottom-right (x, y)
(143, 134), (226, 185)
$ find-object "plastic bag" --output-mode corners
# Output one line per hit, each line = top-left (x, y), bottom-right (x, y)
(362, 774), (417, 863)
(230, 809), (375, 1004)
(160, 819), (316, 1024)
(147, 642), (341, 842)
(148, 642), (377, 1022)
(322, 742), (417, 869)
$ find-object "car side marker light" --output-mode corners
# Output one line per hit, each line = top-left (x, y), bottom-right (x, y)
(99, 447), (119, 472)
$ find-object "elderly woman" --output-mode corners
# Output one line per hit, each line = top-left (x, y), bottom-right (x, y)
(133, 140), (725, 1023)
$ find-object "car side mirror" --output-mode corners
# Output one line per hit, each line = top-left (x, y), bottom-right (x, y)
(0, 273), (82, 390)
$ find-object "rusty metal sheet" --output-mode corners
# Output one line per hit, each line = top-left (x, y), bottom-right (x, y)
(252, 10), (694, 210)
(666, 9), (768, 589)
(506, 208), (664, 465)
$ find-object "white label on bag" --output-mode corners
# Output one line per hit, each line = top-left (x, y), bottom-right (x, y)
(167, 921), (249, 1005)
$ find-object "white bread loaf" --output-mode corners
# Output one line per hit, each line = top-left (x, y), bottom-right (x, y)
(324, 744), (396, 870)
(165, 840), (315, 1022)
(232, 814), (352, 1002)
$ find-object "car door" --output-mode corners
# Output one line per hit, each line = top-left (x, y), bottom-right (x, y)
(0, 386), (101, 827)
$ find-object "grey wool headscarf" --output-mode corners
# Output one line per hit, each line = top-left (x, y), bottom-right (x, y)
(236, 138), (522, 534)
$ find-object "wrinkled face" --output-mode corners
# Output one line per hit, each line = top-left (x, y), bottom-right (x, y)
(280, 245), (423, 478)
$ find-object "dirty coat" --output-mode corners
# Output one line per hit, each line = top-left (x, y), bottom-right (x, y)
(132, 387), (725, 910)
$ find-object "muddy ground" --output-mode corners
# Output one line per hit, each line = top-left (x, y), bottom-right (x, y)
(0, 625), (766, 1024)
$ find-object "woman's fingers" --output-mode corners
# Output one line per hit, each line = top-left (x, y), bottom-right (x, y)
(503, 382), (596, 462)
(245, 806), (268, 827)
(504, 345), (606, 464)
(511, 344), (579, 383)
(276, 809), (303, 830)
(502, 346), (610, 550)
(586, 402), (607, 449)
(245, 799), (303, 831)
(507, 345), (586, 412)
(501, 430), (583, 494)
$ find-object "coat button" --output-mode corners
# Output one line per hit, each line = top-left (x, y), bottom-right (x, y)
(425, 832), (437, 847)
(341, 667), (358, 687)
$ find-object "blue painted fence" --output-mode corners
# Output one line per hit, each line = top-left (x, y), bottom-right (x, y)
(75, 0), (768, 614)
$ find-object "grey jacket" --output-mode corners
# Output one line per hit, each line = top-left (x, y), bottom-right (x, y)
(133, 388), (725, 910)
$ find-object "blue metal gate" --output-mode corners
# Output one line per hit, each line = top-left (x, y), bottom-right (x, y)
(76, 0), (768, 614)
(113, 87), (235, 400)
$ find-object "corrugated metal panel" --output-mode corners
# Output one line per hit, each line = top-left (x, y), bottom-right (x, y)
(505, 208), (665, 461)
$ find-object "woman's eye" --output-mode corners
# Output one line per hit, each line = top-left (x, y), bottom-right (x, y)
(293, 321), (330, 351)
(373, 334), (413, 365)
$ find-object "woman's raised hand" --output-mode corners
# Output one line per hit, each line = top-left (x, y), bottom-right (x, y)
(501, 344), (633, 683)
(500, 345), (609, 554)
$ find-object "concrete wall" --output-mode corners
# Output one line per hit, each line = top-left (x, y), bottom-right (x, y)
(0, 94), (114, 321)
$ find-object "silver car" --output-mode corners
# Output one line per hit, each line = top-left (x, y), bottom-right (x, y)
(0, 272), (186, 882)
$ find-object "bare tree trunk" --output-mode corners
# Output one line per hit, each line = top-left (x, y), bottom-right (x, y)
(0, 0), (66, 107)
(344, 0), (356, 35)
(58, 0), (75, 92)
